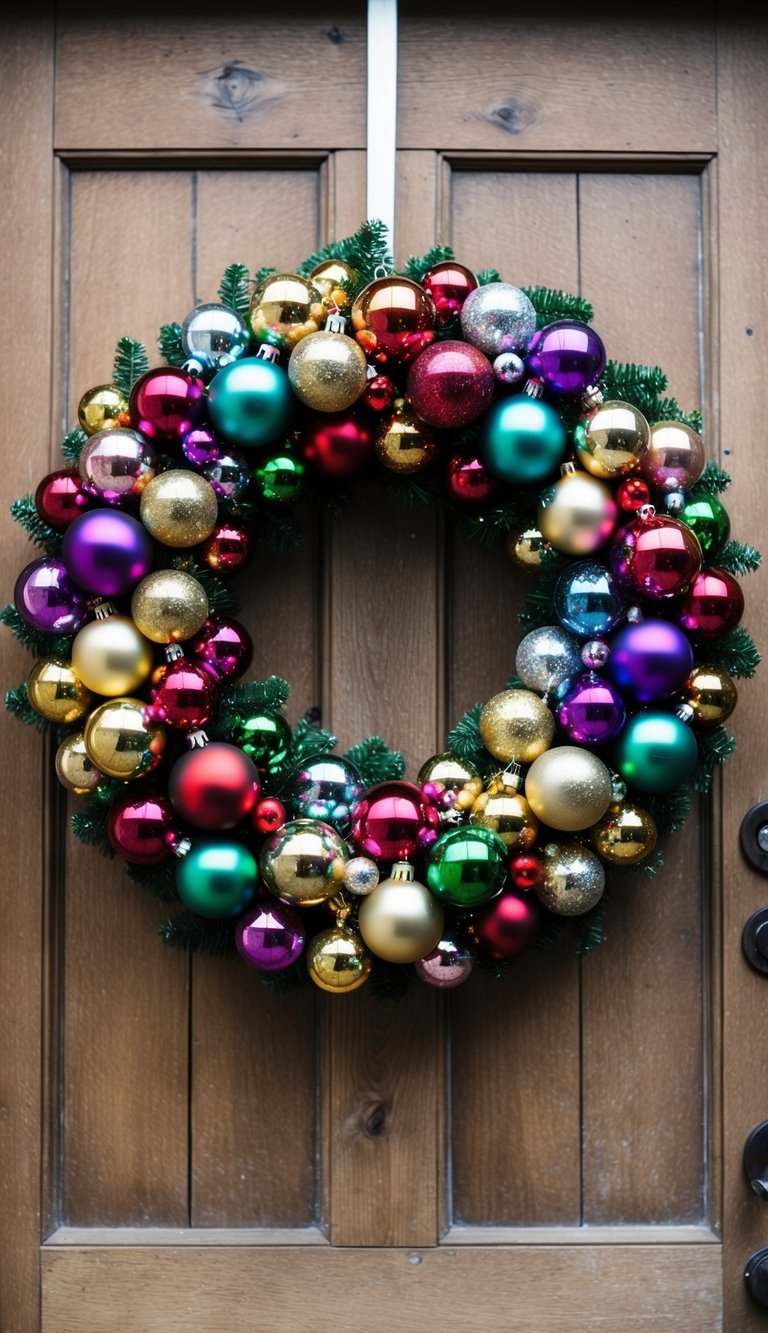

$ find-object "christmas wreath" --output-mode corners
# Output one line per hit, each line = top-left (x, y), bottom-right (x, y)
(5, 221), (761, 1000)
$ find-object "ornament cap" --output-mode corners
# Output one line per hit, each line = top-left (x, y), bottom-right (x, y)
(499, 763), (524, 792)
(165, 643), (184, 663)
(93, 599), (117, 621)
(560, 461), (577, 476)
(676, 702), (695, 724)
(173, 835), (192, 859)
(582, 384), (604, 410)
(325, 312), (348, 334)
(389, 861), (415, 883)
(523, 377), (544, 399)
(639, 503), (656, 520)
(256, 344), (281, 364)
(187, 728), (210, 749)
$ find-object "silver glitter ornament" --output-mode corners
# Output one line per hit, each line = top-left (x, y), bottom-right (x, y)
(536, 841), (606, 916)
(344, 856), (380, 897)
(493, 351), (526, 385)
(581, 638), (610, 670)
(515, 625), (583, 695)
(460, 283), (537, 359)
(181, 303), (250, 373)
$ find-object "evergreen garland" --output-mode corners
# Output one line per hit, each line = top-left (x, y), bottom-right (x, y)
(218, 263), (251, 320)
(112, 336), (150, 397)
(10, 495), (62, 553)
(60, 428), (88, 464)
(158, 322), (186, 367)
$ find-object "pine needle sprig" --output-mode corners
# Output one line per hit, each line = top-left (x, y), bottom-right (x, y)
(463, 498), (534, 546)
(218, 675), (291, 719)
(344, 736), (405, 786)
(446, 702), (491, 774)
(112, 336), (150, 397)
(298, 221), (393, 301)
(403, 245), (455, 284)
(285, 712), (337, 769)
(218, 263), (251, 320)
(477, 267), (502, 286)
(167, 556), (237, 615)
(253, 265), (278, 288)
(694, 725), (736, 793)
(5, 681), (49, 730)
(124, 860), (179, 904)
(61, 428), (89, 464)
(575, 894), (608, 955)
(689, 461), (732, 497)
(158, 322), (186, 366)
(369, 960), (413, 1004)
(647, 788), (692, 835)
(158, 910), (239, 958)
(0, 604), (71, 658)
(716, 540), (762, 577)
(703, 624), (761, 679)
(256, 513), (305, 553)
(10, 494), (62, 552)
(602, 361), (668, 395)
(258, 957), (309, 994)
(71, 804), (112, 853)
(523, 286), (594, 327)
(517, 552), (568, 630)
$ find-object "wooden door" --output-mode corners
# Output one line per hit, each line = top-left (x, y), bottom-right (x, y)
(2, 5), (767, 1330)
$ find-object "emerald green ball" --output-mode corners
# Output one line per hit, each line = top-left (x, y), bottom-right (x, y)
(207, 356), (294, 448)
(232, 709), (292, 775)
(614, 712), (698, 794)
(177, 840), (257, 918)
(481, 396), (566, 485)
(680, 495), (730, 559)
(253, 451), (305, 505)
(426, 826), (507, 907)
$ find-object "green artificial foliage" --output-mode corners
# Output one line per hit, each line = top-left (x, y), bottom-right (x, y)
(717, 541), (762, 577)
(10, 494), (62, 553)
(648, 788), (692, 835)
(694, 726), (737, 793)
(253, 265), (278, 287)
(158, 910), (240, 958)
(297, 220), (392, 302)
(218, 263), (251, 320)
(534, 916), (567, 953)
(403, 244), (455, 284)
(0, 604), (70, 658)
(112, 336), (149, 397)
(71, 805), (112, 853)
(523, 286), (594, 327)
(476, 267), (502, 286)
(575, 893), (608, 955)
(463, 497), (533, 546)
(167, 556), (237, 615)
(158, 322), (186, 367)
(518, 552), (568, 630)
(285, 713), (337, 769)
(446, 702), (490, 774)
(258, 957), (310, 994)
(704, 625), (761, 679)
(60, 428), (89, 464)
(5, 681), (49, 731)
(344, 736), (405, 786)
(256, 512), (305, 553)
(689, 461), (732, 497)
(602, 360), (668, 395)
(369, 960), (413, 1004)
(124, 861), (178, 904)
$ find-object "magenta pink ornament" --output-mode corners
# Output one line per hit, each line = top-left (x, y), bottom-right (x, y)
(610, 513), (702, 601)
(130, 368), (206, 441)
(445, 452), (500, 507)
(678, 568), (745, 639)
(188, 616), (253, 682)
(351, 781), (440, 862)
(107, 795), (176, 864)
(407, 340), (494, 429)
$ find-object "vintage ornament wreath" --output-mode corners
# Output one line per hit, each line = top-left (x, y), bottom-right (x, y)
(5, 222), (761, 999)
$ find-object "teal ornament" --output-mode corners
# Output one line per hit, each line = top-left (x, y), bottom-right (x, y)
(680, 495), (731, 560)
(176, 840), (257, 918)
(426, 825), (507, 907)
(291, 755), (365, 833)
(481, 396), (567, 485)
(207, 357), (294, 448)
(614, 711), (698, 793)
(554, 560), (623, 638)
(253, 451), (305, 505)
(232, 709), (292, 776)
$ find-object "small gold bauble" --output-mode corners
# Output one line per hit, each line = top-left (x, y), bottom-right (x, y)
(537, 468), (617, 556)
(574, 400), (650, 479)
(590, 802), (657, 866)
(27, 657), (92, 724)
(506, 527), (551, 571)
(470, 789), (540, 850)
(375, 398), (437, 474)
(249, 272), (325, 351)
(536, 841), (606, 916)
(77, 383), (128, 436)
(307, 925), (372, 993)
(131, 570), (209, 645)
(84, 696), (165, 780)
(479, 689), (554, 765)
(71, 614), (154, 696)
(260, 819), (349, 907)
(287, 330), (368, 413)
(684, 664), (738, 727)
(55, 731), (103, 796)
(309, 259), (357, 312)
(358, 862), (445, 964)
(417, 752), (479, 793)
(525, 745), (612, 832)
(139, 469), (218, 548)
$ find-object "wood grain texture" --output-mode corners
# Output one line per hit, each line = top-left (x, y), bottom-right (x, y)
(41, 1243), (723, 1332)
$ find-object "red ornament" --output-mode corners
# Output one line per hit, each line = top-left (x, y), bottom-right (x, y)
(129, 368), (206, 441)
(678, 568), (745, 639)
(445, 452), (501, 507)
(201, 523), (252, 573)
(351, 781), (440, 862)
(301, 413), (372, 479)
(610, 513), (702, 601)
(616, 476), (651, 513)
(150, 658), (218, 731)
(509, 853), (542, 892)
(351, 276), (436, 368)
(169, 742), (260, 830)
(252, 796), (287, 835)
(35, 469), (89, 528)
(470, 891), (541, 960)
(107, 795), (176, 864)
(188, 616), (253, 682)
(362, 374), (397, 414)
(407, 340), (495, 429)
(421, 261), (478, 329)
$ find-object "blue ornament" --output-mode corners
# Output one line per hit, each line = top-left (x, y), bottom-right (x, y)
(480, 397), (566, 484)
(614, 712), (698, 793)
(207, 356), (294, 448)
(555, 560), (623, 638)
(291, 756), (365, 833)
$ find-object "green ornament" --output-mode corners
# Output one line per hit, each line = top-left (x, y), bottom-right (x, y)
(481, 397), (566, 485)
(207, 356), (294, 449)
(614, 712), (698, 794)
(426, 825), (507, 907)
(233, 709), (292, 775)
(253, 451), (305, 505)
(176, 840), (257, 918)
(680, 495), (730, 560)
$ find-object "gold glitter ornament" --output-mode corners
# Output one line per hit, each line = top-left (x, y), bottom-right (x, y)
(71, 614), (154, 696)
(417, 752), (479, 793)
(27, 657), (92, 724)
(131, 570), (209, 645)
(590, 802), (657, 866)
(358, 861), (445, 964)
(77, 383), (128, 436)
(139, 469), (218, 548)
(470, 770), (540, 850)
(574, 400), (651, 479)
(537, 841), (606, 916)
(506, 527), (551, 571)
(307, 925), (372, 993)
(479, 689), (554, 765)
(684, 664), (738, 727)
(55, 731), (103, 795)
(249, 272), (325, 351)
(375, 398), (437, 474)
(309, 259), (357, 312)
(84, 696), (165, 780)
(525, 745), (612, 832)
(287, 330), (368, 413)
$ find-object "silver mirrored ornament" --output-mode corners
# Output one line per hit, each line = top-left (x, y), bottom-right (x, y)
(493, 351), (526, 385)
(291, 756), (365, 833)
(181, 303), (250, 373)
(515, 625), (583, 695)
(460, 283), (537, 359)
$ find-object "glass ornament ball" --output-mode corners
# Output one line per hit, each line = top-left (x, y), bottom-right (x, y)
(83, 696), (165, 781)
(131, 570), (209, 645)
(291, 756), (365, 833)
(460, 282), (536, 358)
(231, 709), (292, 776)
(421, 260), (478, 327)
(207, 357), (294, 449)
(362, 373), (397, 414)
(417, 752), (479, 795)
(573, 400), (650, 478)
(169, 742), (260, 830)
(374, 399), (437, 475)
(679, 494), (730, 560)
(445, 453), (501, 507)
(252, 452), (305, 505)
(608, 619), (694, 702)
(139, 469), (218, 548)
(525, 746), (613, 831)
(481, 396), (567, 485)
(538, 470), (618, 556)
(610, 513), (702, 601)
(536, 841), (606, 916)
(107, 794), (176, 865)
(180, 302), (250, 372)
(415, 936), (475, 989)
(35, 469), (89, 529)
(301, 412), (372, 480)
(176, 840), (257, 919)
(188, 616), (253, 683)
(27, 656), (92, 724)
(509, 852), (543, 892)
(479, 689), (555, 765)
(351, 275), (436, 367)
(307, 926), (372, 993)
(287, 330), (368, 413)
(406, 340), (494, 429)
(426, 825), (507, 907)
(469, 891), (541, 960)
(555, 672), (626, 746)
(639, 421), (706, 493)
(589, 802), (657, 867)
(260, 819), (349, 907)
(506, 527), (550, 572)
(527, 320), (606, 396)
(351, 781), (440, 862)
(201, 522), (252, 574)
(149, 658), (218, 731)
(614, 711), (699, 793)
(55, 731), (103, 796)
(235, 901), (305, 972)
(79, 428), (157, 506)
(664, 490), (686, 516)
(181, 426), (222, 470)
(71, 614), (154, 697)
(678, 568), (744, 639)
(77, 383), (128, 436)
(555, 560), (623, 639)
(14, 557), (88, 636)
(61, 509), (154, 599)
(515, 624), (583, 694)
(493, 351), (526, 386)
(201, 449), (250, 504)
(344, 856), (381, 897)
(129, 368), (206, 442)
(582, 638), (611, 670)
(248, 272), (325, 351)
(470, 783), (540, 851)
(684, 664), (738, 727)
(616, 476), (652, 513)
(308, 258), (357, 311)
(252, 796), (287, 835)
(358, 862), (445, 964)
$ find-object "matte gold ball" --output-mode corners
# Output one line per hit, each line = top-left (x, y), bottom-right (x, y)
(574, 400), (650, 479)
(307, 926), (372, 993)
(506, 527), (551, 571)
(590, 802), (657, 866)
(375, 399), (437, 474)
(537, 470), (617, 556)
(525, 746), (612, 832)
(249, 272), (325, 351)
(77, 383), (128, 436)
(27, 657), (92, 724)
(71, 615), (154, 696)
(358, 862), (445, 964)
(537, 841), (606, 916)
(259, 819), (349, 907)
(131, 570), (209, 645)
(684, 664), (738, 727)
(417, 752), (479, 793)
(287, 331), (368, 412)
(470, 789), (540, 850)
(479, 689), (555, 765)
(309, 259), (357, 311)
(139, 469), (218, 548)
(55, 731), (103, 796)
(84, 696), (165, 780)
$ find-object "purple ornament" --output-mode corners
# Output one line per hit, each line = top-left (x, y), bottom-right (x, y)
(235, 901), (304, 971)
(182, 427), (222, 470)
(414, 936), (475, 989)
(608, 619), (694, 703)
(527, 320), (606, 396)
(555, 672), (626, 745)
(14, 557), (88, 635)
(61, 509), (154, 597)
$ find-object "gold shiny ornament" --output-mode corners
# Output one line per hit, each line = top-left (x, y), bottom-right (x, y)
(77, 383), (128, 436)
(536, 841), (606, 916)
(55, 731), (103, 796)
(139, 469), (218, 548)
(506, 527), (551, 571)
(358, 862), (445, 964)
(84, 696), (165, 781)
(684, 664), (738, 727)
(287, 330), (368, 413)
(574, 400), (651, 479)
(71, 614), (154, 697)
(479, 689), (554, 765)
(27, 657), (92, 724)
(525, 745), (612, 832)
(417, 752), (479, 793)
(260, 819), (349, 907)
(307, 925), (372, 993)
(470, 773), (540, 850)
(455, 775), (485, 812)
(537, 467), (617, 556)
(249, 272), (325, 351)
(309, 259), (357, 312)
(131, 570), (209, 645)
(375, 398), (437, 474)
(590, 802), (657, 866)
